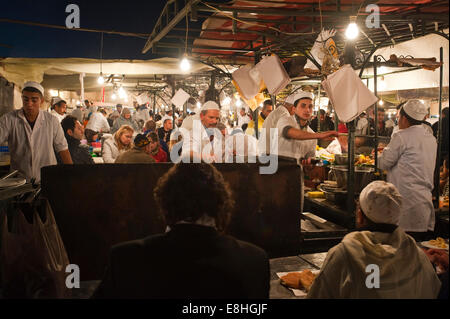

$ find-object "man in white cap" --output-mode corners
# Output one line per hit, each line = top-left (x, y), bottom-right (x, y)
(307, 181), (441, 299)
(50, 97), (67, 123)
(0, 81), (72, 182)
(180, 101), (223, 163)
(377, 99), (437, 239)
(276, 91), (338, 163)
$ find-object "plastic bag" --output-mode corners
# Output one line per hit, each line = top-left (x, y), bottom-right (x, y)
(0, 199), (71, 298)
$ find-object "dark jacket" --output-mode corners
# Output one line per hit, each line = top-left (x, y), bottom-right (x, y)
(114, 147), (155, 164)
(310, 116), (334, 132)
(92, 224), (270, 299)
(157, 127), (172, 144)
(58, 135), (94, 164)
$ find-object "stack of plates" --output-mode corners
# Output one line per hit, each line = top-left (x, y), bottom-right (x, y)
(0, 177), (26, 189)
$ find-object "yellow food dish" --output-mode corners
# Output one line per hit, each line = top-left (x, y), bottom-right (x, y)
(429, 237), (448, 249)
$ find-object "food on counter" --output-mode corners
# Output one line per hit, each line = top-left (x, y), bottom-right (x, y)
(428, 237), (449, 249)
(324, 180), (338, 187)
(307, 191), (325, 198)
(280, 269), (318, 291)
(355, 154), (374, 166)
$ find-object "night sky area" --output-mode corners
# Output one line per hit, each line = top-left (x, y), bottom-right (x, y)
(0, 0), (177, 60)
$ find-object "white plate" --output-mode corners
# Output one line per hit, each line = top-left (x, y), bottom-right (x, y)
(421, 240), (449, 251)
(0, 177), (26, 189)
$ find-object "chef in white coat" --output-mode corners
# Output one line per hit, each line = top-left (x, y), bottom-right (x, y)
(0, 81), (72, 182)
(378, 99), (437, 237)
(276, 91), (338, 163)
(50, 97), (67, 123)
(180, 101), (223, 163)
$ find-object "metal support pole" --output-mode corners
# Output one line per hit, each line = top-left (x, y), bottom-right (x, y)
(347, 120), (356, 223)
(317, 83), (321, 132)
(435, 47), (444, 205)
(153, 93), (156, 116)
(254, 52), (261, 139)
(373, 55), (379, 171)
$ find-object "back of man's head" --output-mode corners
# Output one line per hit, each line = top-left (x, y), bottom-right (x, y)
(153, 163), (234, 232)
(359, 181), (402, 228)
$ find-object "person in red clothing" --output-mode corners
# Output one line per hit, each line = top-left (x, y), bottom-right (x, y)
(147, 132), (168, 162)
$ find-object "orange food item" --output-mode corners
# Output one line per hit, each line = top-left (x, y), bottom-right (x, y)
(280, 269), (317, 291)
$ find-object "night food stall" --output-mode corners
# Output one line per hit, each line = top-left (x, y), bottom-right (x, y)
(0, 0), (448, 299)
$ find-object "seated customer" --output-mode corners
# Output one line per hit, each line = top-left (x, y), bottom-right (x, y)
(92, 163), (270, 298)
(102, 125), (134, 163)
(147, 132), (168, 163)
(114, 134), (155, 164)
(59, 115), (94, 164)
(307, 181), (441, 299)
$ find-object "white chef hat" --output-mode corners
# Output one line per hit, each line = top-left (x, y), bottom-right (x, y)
(201, 101), (220, 111)
(284, 91), (314, 105)
(23, 81), (44, 96)
(401, 99), (428, 121)
(52, 97), (66, 106)
(359, 181), (403, 225)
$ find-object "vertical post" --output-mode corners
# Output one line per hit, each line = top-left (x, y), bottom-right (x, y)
(317, 83), (321, 132)
(254, 52), (261, 139)
(153, 92), (156, 116)
(347, 120), (356, 226)
(435, 47), (444, 205)
(271, 94), (276, 110)
(373, 56), (379, 171)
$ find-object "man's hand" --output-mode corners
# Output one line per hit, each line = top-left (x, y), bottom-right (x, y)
(318, 131), (339, 141)
(423, 248), (449, 271)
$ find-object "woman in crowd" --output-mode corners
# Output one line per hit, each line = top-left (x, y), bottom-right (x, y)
(147, 132), (168, 163)
(102, 125), (134, 163)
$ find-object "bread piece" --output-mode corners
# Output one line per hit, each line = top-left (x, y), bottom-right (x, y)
(280, 270), (317, 291)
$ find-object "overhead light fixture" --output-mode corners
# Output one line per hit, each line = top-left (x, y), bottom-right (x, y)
(345, 16), (359, 40)
(379, 100), (384, 106)
(97, 73), (105, 85)
(179, 54), (191, 72)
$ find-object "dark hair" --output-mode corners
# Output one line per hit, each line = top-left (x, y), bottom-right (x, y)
(241, 123), (248, 132)
(319, 109), (326, 116)
(396, 101), (406, 110)
(116, 104), (122, 108)
(442, 107), (449, 118)
(147, 132), (159, 143)
(262, 99), (273, 110)
(84, 128), (98, 143)
(22, 87), (43, 97)
(144, 120), (156, 133)
(153, 163), (234, 232)
(359, 207), (398, 233)
(61, 115), (77, 134)
(99, 109), (107, 115)
(84, 99), (89, 104)
(400, 107), (422, 126)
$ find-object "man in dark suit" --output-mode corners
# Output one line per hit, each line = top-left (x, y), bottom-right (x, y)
(93, 163), (270, 299)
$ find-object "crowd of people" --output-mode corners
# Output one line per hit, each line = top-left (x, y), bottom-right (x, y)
(0, 81), (448, 299)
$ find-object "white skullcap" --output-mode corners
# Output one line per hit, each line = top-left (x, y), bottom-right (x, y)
(359, 181), (403, 225)
(401, 99), (428, 121)
(201, 101), (220, 111)
(23, 81), (44, 96)
(284, 91), (314, 105)
(52, 97), (66, 106)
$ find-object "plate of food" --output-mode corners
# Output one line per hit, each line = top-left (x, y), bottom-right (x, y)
(421, 237), (449, 250)
(278, 269), (319, 297)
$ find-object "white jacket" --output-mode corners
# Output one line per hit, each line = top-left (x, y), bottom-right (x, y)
(276, 114), (317, 161)
(0, 109), (68, 182)
(50, 109), (66, 123)
(102, 137), (122, 163)
(86, 112), (110, 133)
(378, 125), (437, 232)
(260, 105), (289, 155)
(307, 229), (441, 299)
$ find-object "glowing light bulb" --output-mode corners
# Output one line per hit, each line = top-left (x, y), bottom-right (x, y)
(97, 74), (105, 84)
(179, 56), (191, 72)
(345, 21), (359, 40)
(379, 100), (384, 106)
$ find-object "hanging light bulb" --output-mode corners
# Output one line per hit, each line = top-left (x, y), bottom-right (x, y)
(179, 54), (191, 72)
(379, 100), (384, 106)
(97, 73), (105, 84)
(345, 16), (359, 40)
